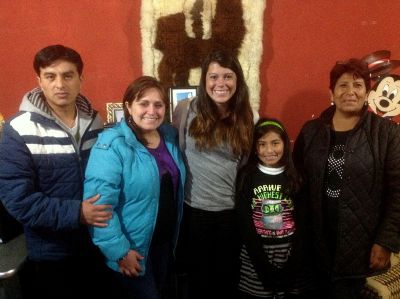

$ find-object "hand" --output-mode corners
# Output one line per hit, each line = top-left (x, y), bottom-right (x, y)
(80, 194), (112, 227)
(118, 250), (144, 277)
(369, 243), (391, 270)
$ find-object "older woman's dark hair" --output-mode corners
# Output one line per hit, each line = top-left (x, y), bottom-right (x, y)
(33, 45), (83, 76)
(329, 58), (371, 92)
(189, 50), (254, 157)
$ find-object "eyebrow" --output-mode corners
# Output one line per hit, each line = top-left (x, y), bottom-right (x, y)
(42, 70), (75, 76)
(208, 72), (235, 75)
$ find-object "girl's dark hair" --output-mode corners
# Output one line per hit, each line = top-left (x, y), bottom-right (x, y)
(122, 76), (168, 145)
(329, 58), (371, 92)
(189, 50), (254, 157)
(245, 118), (301, 196)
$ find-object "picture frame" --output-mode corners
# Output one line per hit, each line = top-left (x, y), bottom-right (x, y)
(169, 86), (198, 120)
(106, 102), (124, 123)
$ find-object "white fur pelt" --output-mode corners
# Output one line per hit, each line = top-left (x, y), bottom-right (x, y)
(140, 0), (266, 111)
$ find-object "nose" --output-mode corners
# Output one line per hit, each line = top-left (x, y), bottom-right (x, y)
(54, 76), (64, 89)
(265, 144), (274, 153)
(347, 85), (357, 94)
(147, 104), (161, 115)
(216, 76), (226, 85)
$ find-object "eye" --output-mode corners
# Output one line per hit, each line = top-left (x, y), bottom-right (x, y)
(224, 73), (235, 81)
(389, 89), (398, 100)
(382, 84), (389, 97)
(273, 140), (282, 147)
(208, 74), (218, 80)
(354, 83), (364, 88)
(137, 101), (149, 107)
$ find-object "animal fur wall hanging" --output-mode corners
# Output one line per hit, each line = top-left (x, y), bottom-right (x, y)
(140, 0), (266, 111)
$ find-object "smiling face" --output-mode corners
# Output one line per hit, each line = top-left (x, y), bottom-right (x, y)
(330, 72), (367, 117)
(256, 131), (284, 167)
(37, 59), (82, 112)
(205, 62), (237, 111)
(125, 87), (166, 133)
(367, 76), (400, 117)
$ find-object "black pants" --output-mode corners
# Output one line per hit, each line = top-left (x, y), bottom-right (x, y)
(176, 204), (240, 299)
(315, 277), (366, 299)
(20, 252), (118, 299)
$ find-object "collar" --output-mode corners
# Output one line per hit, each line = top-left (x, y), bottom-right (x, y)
(257, 163), (285, 175)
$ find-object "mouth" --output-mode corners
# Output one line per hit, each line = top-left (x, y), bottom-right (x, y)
(142, 116), (160, 121)
(342, 100), (358, 105)
(264, 155), (278, 160)
(213, 90), (229, 96)
(55, 92), (69, 98)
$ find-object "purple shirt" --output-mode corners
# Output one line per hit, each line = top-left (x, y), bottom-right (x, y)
(147, 137), (179, 195)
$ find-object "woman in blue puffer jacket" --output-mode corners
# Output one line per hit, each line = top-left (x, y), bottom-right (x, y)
(84, 76), (186, 299)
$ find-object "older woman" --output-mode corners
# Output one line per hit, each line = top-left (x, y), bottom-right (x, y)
(293, 58), (400, 299)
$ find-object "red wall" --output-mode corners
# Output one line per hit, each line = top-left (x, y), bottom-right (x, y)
(1, 0), (400, 140)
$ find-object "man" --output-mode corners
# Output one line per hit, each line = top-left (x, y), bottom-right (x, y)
(0, 45), (113, 299)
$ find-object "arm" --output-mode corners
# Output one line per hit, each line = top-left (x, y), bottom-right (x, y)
(0, 122), (81, 230)
(83, 138), (131, 264)
(372, 123), (400, 265)
(172, 99), (192, 151)
(172, 98), (191, 129)
(117, 249), (144, 277)
(80, 194), (112, 227)
(370, 243), (391, 270)
(236, 171), (277, 284)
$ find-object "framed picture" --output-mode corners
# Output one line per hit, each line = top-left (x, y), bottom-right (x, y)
(106, 102), (124, 123)
(169, 86), (197, 120)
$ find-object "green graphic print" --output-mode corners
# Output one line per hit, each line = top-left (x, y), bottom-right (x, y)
(251, 183), (295, 238)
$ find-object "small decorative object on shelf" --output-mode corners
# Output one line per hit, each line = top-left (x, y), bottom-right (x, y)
(106, 102), (124, 124)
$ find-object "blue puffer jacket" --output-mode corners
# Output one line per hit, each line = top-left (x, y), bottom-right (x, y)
(0, 88), (103, 260)
(83, 120), (186, 274)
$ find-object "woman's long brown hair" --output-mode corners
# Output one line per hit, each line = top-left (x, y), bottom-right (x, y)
(189, 51), (254, 157)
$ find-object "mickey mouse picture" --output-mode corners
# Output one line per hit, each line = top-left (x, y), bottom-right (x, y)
(362, 50), (400, 123)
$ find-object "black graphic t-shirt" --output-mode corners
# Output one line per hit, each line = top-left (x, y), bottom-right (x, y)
(248, 167), (295, 241)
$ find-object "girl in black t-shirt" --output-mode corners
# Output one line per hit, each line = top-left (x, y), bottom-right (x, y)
(236, 118), (310, 299)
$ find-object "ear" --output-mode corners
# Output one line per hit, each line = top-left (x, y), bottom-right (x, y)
(37, 76), (41, 87)
(365, 90), (370, 101)
(329, 89), (334, 103)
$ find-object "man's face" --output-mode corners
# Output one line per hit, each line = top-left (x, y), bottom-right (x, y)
(37, 59), (82, 111)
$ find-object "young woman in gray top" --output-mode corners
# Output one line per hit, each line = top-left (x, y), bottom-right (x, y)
(173, 50), (255, 299)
